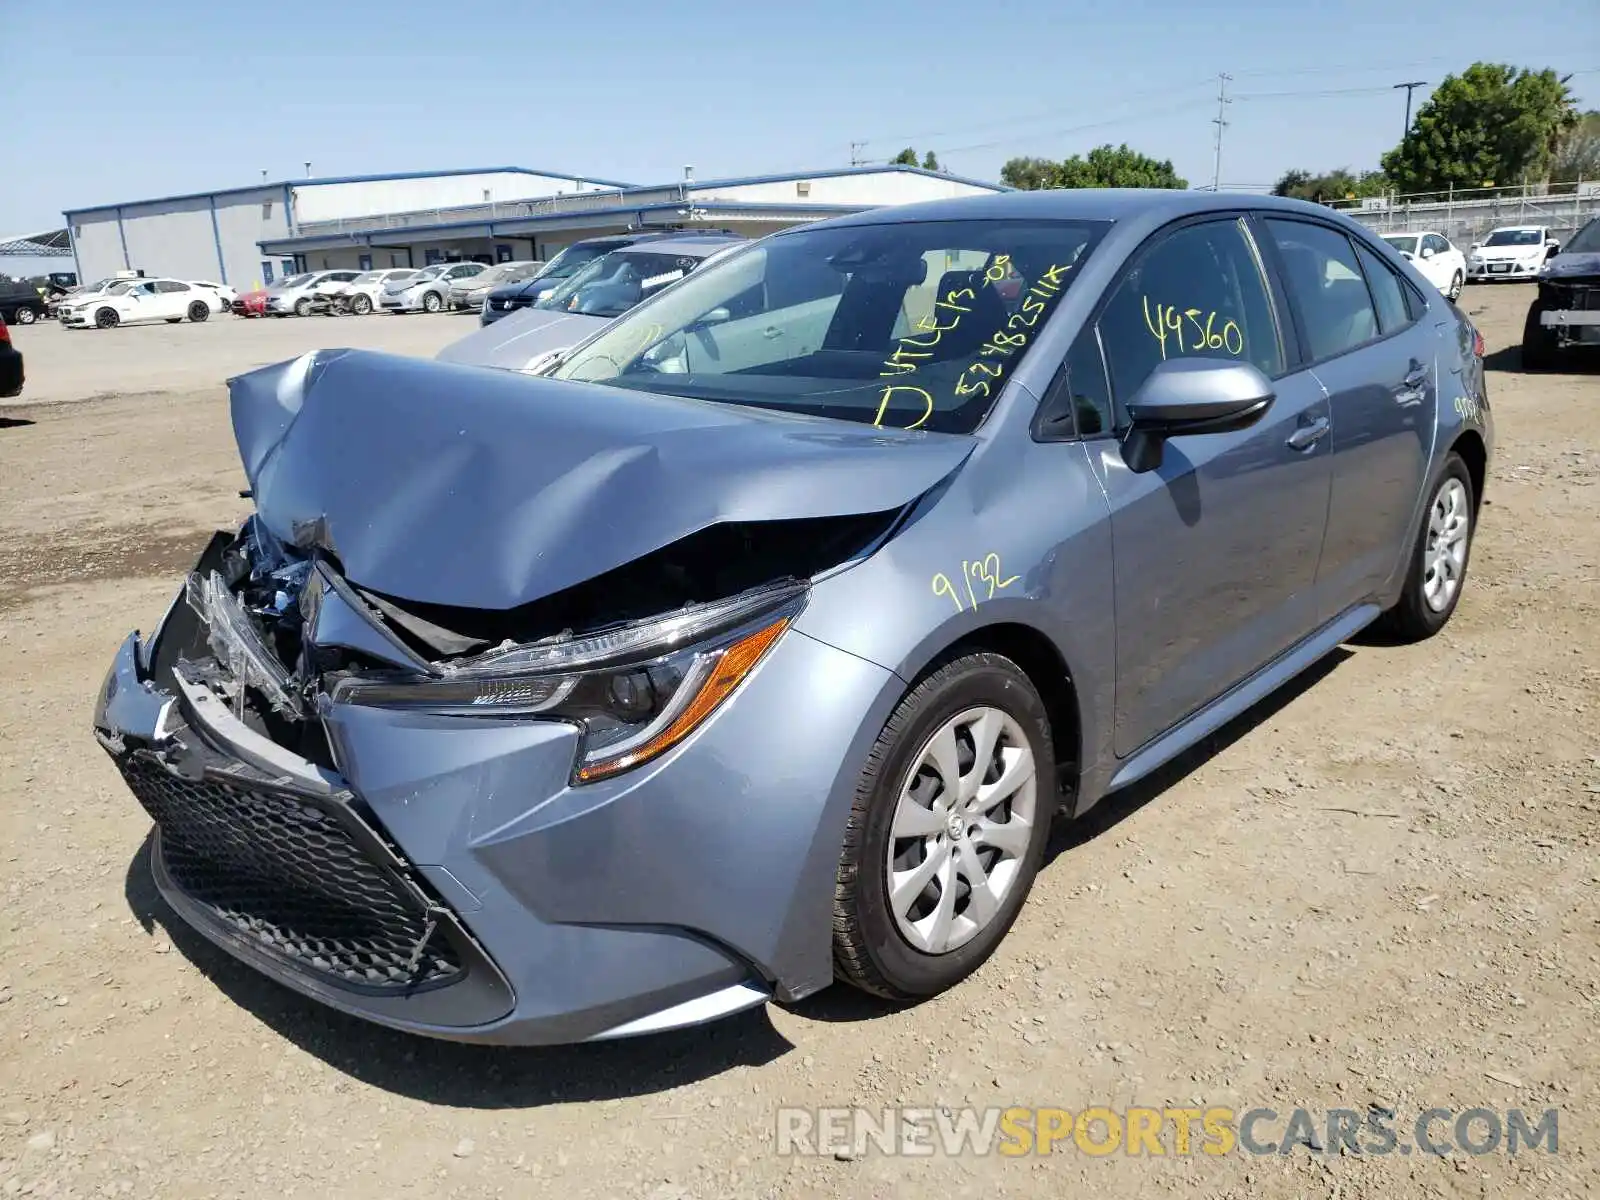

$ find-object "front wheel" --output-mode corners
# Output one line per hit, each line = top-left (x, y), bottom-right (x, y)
(350, 293), (372, 315)
(1447, 271), (1463, 301)
(293, 297), (312, 317)
(95, 307), (120, 329)
(1380, 453), (1476, 641)
(12, 307), (37, 325)
(421, 291), (442, 313)
(833, 652), (1056, 1000)
(187, 301), (210, 322)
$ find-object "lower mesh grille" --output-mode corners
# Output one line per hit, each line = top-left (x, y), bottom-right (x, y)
(120, 752), (462, 991)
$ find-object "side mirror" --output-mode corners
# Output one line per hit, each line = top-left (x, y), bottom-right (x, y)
(1469, 243), (1481, 252)
(1120, 358), (1275, 474)
(1420, 246), (1435, 259)
(1546, 238), (1559, 248)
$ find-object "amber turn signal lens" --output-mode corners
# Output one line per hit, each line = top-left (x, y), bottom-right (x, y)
(575, 616), (791, 782)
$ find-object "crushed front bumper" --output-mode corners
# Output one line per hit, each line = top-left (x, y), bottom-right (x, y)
(93, 540), (895, 1044)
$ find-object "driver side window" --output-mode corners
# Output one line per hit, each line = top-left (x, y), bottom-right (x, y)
(1095, 218), (1284, 427)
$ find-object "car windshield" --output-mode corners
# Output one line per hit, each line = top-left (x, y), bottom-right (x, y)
(276, 274), (313, 289)
(104, 281), (136, 295)
(1382, 235), (1419, 255)
(1485, 229), (1541, 247)
(534, 249), (715, 316)
(410, 266), (447, 282)
(554, 218), (1110, 435)
(1562, 218), (1600, 255)
(385, 270), (418, 283)
(469, 263), (516, 286)
(350, 271), (385, 284)
(535, 242), (612, 282)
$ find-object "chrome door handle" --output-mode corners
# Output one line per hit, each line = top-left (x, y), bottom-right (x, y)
(1286, 415), (1330, 451)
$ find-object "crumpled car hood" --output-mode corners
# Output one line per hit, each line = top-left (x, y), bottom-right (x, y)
(434, 308), (609, 369)
(228, 349), (974, 611)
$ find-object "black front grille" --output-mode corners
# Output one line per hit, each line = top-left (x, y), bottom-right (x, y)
(120, 752), (462, 992)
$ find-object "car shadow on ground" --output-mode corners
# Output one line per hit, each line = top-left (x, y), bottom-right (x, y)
(1483, 344), (1600, 375)
(0, 416), (35, 429)
(123, 647), (1356, 1101)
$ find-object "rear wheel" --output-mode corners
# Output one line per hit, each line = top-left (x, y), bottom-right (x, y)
(12, 307), (37, 325)
(350, 293), (372, 315)
(833, 652), (1055, 1000)
(1380, 453), (1476, 641)
(187, 300), (210, 322)
(95, 307), (119, 329)
(422, 291), (442, 313)
(293, 297), (312, 317)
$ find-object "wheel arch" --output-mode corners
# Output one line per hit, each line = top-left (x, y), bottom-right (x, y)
(902, 619), (1083, 789)
(1450, 429), (1488, 515)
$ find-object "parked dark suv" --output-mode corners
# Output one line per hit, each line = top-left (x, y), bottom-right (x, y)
(0, 312), (23, 399)
(0, 282), (48, 326)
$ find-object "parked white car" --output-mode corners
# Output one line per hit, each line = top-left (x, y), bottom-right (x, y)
(312, 268), (416, 316)
(1380, 231), (1466, 300)
(59, 278), (222, 329)
(1466, 225), (1560, 282)
(188, 280), (237, 306)
(380, 262), (487, 313)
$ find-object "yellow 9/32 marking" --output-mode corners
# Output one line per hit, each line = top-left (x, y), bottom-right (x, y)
(1141, 297), (1243, 361)
(931, 554), (1023, 613)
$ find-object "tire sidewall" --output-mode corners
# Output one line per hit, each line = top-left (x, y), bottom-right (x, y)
(95, 308), (118, 329)
(846, 656), (1055, 996)
(1405, 455), (1476, 635)
(15, 307), (36, 325)
(188, 301), (209, 322)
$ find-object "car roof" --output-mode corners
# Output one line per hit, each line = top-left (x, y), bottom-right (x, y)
(795, 187), (1357, 232)
(612, 234), (747, 258)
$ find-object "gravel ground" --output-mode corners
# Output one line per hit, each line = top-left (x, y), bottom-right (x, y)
(0, 286), (1596, 1199)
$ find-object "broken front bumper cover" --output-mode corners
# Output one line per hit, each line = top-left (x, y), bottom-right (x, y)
(90, 533), (902, 1045)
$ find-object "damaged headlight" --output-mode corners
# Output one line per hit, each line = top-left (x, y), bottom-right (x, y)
(332, 582), (806, 783)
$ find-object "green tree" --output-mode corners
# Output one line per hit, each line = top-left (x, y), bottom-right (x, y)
(1272, 166), (1389, 203)
(890, 147), (919, 166)
(1000, 144), (1186, 190)
(1380, 63), (1579, 194)
(922, 150), (940, 171)
(1550, 110), (1600, 183)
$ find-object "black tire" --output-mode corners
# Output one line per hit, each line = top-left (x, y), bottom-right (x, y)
(422, 291), (442, 313)
(833, 651), (1056, 1000)
(1380, 452), (1476, 642)
(187, 301), (210, 322)
(293, 297), (312, 317)
(1520, 301), (1560, 371)
(95, 307), (119, 329)
(13, 306), (37, 325)
(350, 293), (372, 315)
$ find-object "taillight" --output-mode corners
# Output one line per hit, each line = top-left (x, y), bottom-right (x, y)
(1472, 328), (1485, 359)
(0, 316), (10, 344)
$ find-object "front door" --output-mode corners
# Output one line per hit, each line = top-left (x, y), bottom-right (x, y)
(1079, 215), (1334, 757)
(1260, 218), (1438, 616)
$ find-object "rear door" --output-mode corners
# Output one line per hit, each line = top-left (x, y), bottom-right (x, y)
(1259, 217), (1438, 618)
(1080, 214), (1334, 756)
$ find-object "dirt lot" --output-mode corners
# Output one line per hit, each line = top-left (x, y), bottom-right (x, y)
(0, 288), (1596, 1199)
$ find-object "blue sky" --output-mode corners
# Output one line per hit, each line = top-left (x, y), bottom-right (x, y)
(1, 0), (1596, 273)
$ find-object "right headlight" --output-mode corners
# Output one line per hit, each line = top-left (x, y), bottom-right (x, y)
(332, 581), (806, 783)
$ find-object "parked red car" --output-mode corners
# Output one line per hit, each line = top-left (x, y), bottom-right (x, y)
(230, 288), (271, 317)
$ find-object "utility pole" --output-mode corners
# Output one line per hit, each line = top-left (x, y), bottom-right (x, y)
(1394, 81), (1426, 142)
(1210, 73), (1232, 192)
(849, 141), (866, 167)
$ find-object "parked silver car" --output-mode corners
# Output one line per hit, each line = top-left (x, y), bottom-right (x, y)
(266, 270), (362, 317)
(380, 262), (487, 313)
(436, 235), (746, 372)
(447, 261), (545, 312)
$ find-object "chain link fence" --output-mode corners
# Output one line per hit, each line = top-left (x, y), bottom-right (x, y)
(1333, 182), (1600, 248)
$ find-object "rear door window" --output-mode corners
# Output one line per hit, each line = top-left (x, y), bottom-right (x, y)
(1264, 219), (1381, 362)
(1352, 242), (1412, 335)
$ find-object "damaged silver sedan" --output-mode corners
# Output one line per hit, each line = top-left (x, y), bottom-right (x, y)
(95, 190), (1491, 1044)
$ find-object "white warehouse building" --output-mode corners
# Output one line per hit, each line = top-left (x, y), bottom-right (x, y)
(61, 165), (1008, 289)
